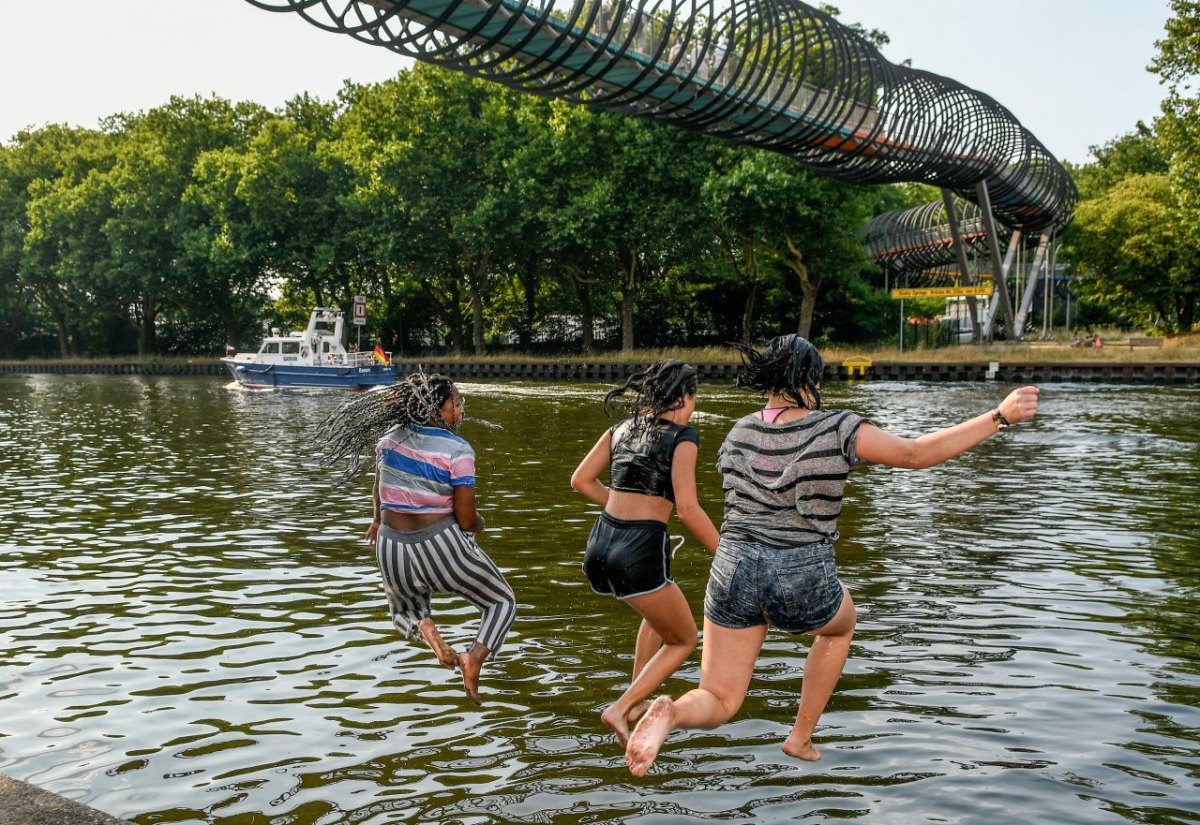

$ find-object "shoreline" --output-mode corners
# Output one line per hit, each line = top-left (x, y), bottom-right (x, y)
(1, 358), (1199, 383)
(0, 774), (135, 825)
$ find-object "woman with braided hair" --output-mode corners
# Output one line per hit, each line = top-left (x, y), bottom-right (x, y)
(625, 335), (1040, 776)
(571, 360), (720, 745)
(320, 372), (515, 705)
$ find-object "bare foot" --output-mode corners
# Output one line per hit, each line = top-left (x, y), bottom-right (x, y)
(625, 695), (676, 777)
(781, 735), (821, 762)
(626, 700), (650, 722)
(600, 704), (631, 746)
(418, 618), (458, 670)
(458, 651), (482, 705)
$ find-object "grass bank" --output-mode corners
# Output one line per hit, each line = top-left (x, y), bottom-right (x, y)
(401, 332), (1200, 365)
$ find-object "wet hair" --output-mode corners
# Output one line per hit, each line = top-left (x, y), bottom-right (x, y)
(318, 371), (457, 479)
(604, 359), (698, 430)
(733, 334), (824, 410)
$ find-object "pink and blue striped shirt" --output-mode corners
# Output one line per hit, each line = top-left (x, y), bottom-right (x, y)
(377, 425), (476, 514)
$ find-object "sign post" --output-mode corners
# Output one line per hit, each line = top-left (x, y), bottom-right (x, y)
(352, 296), (366, 351)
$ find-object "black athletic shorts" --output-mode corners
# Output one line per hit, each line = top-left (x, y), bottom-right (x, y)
(583, 512), (672, 599)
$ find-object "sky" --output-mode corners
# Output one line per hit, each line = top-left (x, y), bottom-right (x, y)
(0, 0), (1175, 166)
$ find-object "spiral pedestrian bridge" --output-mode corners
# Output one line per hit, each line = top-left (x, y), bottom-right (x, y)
(245, 0), (1078, 339)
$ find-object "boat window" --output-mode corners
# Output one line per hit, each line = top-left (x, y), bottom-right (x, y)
(282, 341), (301, 355)
(261, 342), (281, 354)
(323, 341), (332, 353)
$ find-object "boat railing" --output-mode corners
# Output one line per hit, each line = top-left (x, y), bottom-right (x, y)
(322, 351), (385, 368)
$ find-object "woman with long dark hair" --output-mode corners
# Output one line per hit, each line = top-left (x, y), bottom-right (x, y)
(572, 359), (720, 744)
(625, 335), (1040, 775)
(320, 371), (515, 705)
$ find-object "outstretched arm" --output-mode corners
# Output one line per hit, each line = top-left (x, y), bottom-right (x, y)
(571, 429), (613, 507)
(670, 442), (720, 552)
(856, 386), (1040, 469)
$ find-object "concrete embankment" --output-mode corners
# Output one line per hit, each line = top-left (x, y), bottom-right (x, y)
(1, 359), (1198, 383)
(0, 775), (135, 825)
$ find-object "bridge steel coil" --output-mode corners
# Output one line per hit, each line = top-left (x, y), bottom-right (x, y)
(244, 0), (1076, 256)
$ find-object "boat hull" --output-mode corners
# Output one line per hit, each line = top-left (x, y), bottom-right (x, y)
(222, 359), (395, 390)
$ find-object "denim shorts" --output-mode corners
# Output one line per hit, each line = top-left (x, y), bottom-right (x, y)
(704, 537), (844, 633)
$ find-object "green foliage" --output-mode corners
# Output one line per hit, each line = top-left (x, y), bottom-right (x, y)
(1070, 174), (1199, 332)
(0, 65), (913, 357)
(1054, 0), (1200, 334)
(1069, 123), (1168, 200)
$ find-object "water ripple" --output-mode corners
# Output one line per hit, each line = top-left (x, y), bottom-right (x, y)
(1, 376), (1198, 823)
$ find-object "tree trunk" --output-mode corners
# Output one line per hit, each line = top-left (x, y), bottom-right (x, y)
(1176, 290), (1196, 333)
(137, 293), (157, 357)
(449, 278), (465, 355)
(741, 280), (758, 344)
(518, 253), (538, 349)
(566, 263), (598, 354)
(467, 251), (491, 356)
(797, 287), (817, 339)
(617, 244), (637, 352)
(56, 315), (70, 359)
(740, 244), (759, 344)
(782, 237), (819, 340)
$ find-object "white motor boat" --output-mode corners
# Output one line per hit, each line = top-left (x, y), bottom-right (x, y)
(221, 308), (396, 390)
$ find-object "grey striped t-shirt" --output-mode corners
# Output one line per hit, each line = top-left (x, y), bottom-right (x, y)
(716, 409), (870, 548)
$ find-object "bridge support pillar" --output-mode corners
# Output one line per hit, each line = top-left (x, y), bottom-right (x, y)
(940, 188), (983, 342)
(974, 182), (1017, 341)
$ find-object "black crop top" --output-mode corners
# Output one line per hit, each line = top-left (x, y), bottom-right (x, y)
(609, 418), (700, 502)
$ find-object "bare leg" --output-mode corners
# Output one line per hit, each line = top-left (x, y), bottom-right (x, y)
(632, 618), (663, 677)
(626, 620), (767, 776)
(782, 587), (856, 762)
(600, 584), (696, 745)
(458, 641), (490, 705)
(418, 617), (458, 670)
(628, 619), (663, 721)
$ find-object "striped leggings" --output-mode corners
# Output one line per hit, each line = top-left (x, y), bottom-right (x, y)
(376, 518), (516, 656)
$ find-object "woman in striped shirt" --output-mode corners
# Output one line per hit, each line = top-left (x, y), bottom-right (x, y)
(626, 335), (1039, 775)
(322, 372), (515, 705)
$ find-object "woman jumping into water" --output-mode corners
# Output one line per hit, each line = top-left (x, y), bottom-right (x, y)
(626, 335), (1039, 775)
(572, 360), (720, 745)
(321, 371), (516, 705)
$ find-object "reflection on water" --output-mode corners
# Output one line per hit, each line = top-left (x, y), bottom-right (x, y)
(1, 375), (1198, 824)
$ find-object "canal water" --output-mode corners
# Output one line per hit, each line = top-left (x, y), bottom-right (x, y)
(1, 374), (1197, 824)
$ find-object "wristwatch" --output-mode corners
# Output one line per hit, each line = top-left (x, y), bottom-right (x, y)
(991, 409), (1012, 430)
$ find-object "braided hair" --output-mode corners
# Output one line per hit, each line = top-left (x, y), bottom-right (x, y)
(733, 334), (824, 410)
(318, 371), (457, 479)
(604, 359), (699, 431)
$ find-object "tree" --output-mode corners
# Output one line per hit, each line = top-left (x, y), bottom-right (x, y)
(180, 142), (272, 350)
(550, 110), (713, 351)
(1070, 123), (1169, 200)
(18, 127), (119, 356)
(1070, 173), (1198, 333)
(102, 96), (267, 355)
(702, 146), (880, 341)
(336, 66), (528, 354)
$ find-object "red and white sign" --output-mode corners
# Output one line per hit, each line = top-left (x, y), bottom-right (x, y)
(352, 295), (367, 325)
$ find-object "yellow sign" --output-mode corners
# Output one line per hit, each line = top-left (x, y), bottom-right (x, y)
(890, 286), (994, 298)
